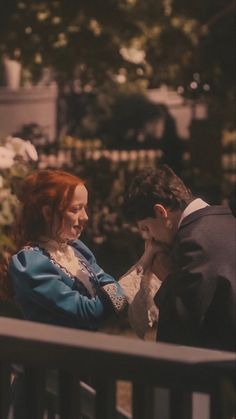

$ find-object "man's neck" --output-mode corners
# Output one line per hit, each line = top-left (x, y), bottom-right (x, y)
(169, 209), (183, 235)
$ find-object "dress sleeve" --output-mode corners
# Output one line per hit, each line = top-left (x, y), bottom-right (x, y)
(9, 248), (112, 330)
(72, 240), (128, 314)
(119, 266), (160, 339)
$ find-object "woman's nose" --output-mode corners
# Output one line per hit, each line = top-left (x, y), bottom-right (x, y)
(80, 208), (88, 221)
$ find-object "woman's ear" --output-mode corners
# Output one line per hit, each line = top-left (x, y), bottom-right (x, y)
(154, 204), (168, 219)
(42, 205), (52, 222)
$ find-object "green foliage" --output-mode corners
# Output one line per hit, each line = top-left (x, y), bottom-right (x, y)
(0, 0), (234, 123)
(0, 0), (142, 84)
(0, 136), (38, 255)
(0, 1), (234, 87)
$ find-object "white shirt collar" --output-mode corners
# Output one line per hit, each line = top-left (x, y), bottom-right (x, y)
(178, 198), (209, 228)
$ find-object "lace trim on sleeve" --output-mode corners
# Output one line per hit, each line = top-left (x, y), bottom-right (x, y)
(102, 283), (128, 314)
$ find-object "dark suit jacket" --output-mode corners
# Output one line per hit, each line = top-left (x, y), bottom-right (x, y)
(154, 206), (236, 351)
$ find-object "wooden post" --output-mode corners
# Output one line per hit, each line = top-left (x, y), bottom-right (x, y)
(0, 363), (11, 419)
(94, 378), (117, 419)
(24, 367), (46, 419)
(169, 389), (192, 419)
(59, 371), (81, 419)
(132, 382), (154, 419)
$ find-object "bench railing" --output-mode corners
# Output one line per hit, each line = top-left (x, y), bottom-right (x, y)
(0, 317), (235, 419)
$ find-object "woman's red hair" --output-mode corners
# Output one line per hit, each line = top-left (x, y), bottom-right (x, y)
(0, 170), (84, 303)
(15, 169), (84, 248)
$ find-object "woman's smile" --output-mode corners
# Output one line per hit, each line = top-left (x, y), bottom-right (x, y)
(53, 184), (89, 241)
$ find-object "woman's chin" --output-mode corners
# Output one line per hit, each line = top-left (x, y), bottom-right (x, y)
(59, 228), (83, 241)
(72, 227), (83, 239)
(67, 233), (80, 241)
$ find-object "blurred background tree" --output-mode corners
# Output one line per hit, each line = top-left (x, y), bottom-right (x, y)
(1, 0), (234, 197)
(0, 0), (234, 186)
(0, 0), (234, 117)
(0, 0), (235, 280)
(0, 0), (143, 85)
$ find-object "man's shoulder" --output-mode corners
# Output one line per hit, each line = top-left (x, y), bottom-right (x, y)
(179, 205), (234, 229)
(176, 205), (236, 254)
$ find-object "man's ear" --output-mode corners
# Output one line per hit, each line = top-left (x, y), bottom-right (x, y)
(154, 204), (168, 219)
(42, 205), (52, 221)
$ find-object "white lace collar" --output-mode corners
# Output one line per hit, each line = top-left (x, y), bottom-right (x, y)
(38, 237), (75, 262)
(38, 237), (95, 296)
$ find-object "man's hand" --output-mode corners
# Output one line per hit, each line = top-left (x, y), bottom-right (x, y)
(139, 239), (164, 271)
(151, 251), (172, 282)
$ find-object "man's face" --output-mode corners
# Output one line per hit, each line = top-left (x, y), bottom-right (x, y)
(137, 207), (175, 245)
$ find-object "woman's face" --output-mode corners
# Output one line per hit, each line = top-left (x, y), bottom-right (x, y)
(53, 184), (89, 242)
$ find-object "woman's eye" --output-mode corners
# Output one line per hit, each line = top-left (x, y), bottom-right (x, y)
(70, 206), (85, 213)
(70, 207), (80, 213)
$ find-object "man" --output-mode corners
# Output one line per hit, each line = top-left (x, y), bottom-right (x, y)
(124, 165), (236, 351)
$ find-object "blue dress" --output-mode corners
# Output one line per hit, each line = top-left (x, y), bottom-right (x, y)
(9, 239), (127, 330)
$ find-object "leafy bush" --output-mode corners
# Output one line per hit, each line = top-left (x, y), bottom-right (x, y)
(0, 135), (38, 255)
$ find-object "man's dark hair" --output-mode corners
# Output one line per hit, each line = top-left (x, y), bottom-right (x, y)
(124, 165), (194, 222)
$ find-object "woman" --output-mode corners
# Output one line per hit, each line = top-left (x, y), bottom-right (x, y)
(8, 169), (128, 330)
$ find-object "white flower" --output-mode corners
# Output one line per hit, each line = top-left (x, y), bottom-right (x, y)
(0, 134), (39, 253)
(5, 136), (23, 154)
(5, 136), (38, 162)
(25, 140), (38, 161)
(120, 46), (145, 64)
(0, 146), (15, 169)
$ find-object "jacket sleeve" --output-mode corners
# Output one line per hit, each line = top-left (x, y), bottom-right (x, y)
(9, 248), (111, 330)
(154, 237), (218, 346)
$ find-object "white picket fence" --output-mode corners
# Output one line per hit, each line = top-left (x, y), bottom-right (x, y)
(38, 148), (164, 170)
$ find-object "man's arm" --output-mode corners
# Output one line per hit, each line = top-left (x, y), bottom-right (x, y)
(154, 238), (217, 347)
